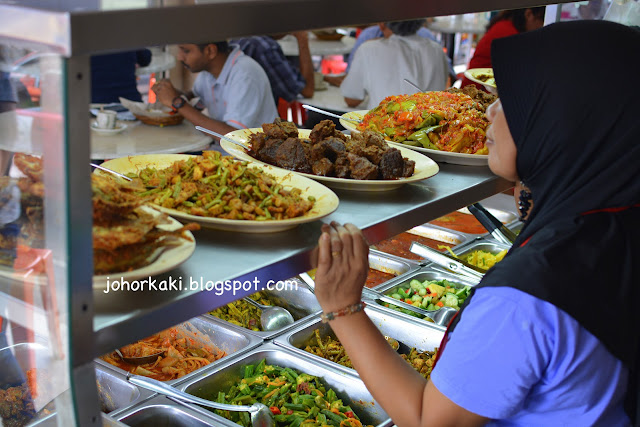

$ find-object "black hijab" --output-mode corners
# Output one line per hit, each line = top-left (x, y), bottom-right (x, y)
(445, 19), (640, 417)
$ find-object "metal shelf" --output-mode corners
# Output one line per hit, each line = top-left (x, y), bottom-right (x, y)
(93, 164), (511, 356)
(1, 0), (569, 55)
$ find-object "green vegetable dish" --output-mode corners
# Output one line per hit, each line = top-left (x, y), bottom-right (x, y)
(383, 278), (471, 319)
(198, 359), (373, 426)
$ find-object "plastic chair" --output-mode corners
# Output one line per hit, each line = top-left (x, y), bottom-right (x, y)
(277, 98), (307, 126)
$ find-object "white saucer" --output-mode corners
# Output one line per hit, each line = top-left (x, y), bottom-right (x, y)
(90, 122), (128, 135)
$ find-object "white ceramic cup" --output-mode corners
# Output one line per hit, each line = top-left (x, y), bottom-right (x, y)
(314, 72), (325, 88)
(96, 110), (117, 129)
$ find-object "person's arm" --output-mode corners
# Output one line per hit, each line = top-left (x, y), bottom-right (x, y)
(152, 78), (237, 135)
(313, 223), (489, 427)
(293, 31), (314, 98)
(324, 74), (345, 87)
(344, 96), (363, 108)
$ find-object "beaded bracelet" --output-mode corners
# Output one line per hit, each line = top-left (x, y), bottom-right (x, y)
(320, 302), (366, 323)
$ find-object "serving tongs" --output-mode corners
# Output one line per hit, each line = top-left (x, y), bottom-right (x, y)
(300, 272), (456, 326)
(467, 203), (517, 245)
(409, 242), (484, 282)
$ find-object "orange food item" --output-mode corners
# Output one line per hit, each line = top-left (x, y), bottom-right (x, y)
(373, 232), (448, 260)
(429, 211), (488, 234)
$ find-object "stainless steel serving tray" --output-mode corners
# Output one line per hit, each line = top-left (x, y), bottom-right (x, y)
(115, 395), (223, 427)
(273, 304), (444, 376)
(364, 267), (479, 329)
(204, 276), (322, 339)
(95, 315), (263, 386)
(367, 248), (421, 290)
(174, 342), (393, 427)
(96, 362), (154, 417)
(426, 239), (511, 278)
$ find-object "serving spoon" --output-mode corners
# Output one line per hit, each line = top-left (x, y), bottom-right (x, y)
(403, 78), (424, 93)
(114, 348), (164, 365)
(91, 163), (133, 181)
(243, 297), (295, 331)
(195, 125), (251, 150)
(301, 104), (362, 123)
(127, 374), (274, 427)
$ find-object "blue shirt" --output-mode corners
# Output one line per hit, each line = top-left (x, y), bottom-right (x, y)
(431, 287), (629, 426)
(192, 47), (278, 129)
(90, 50), (151, 103)
(231, 37), (306, 103)
(347, 26), (455, 78)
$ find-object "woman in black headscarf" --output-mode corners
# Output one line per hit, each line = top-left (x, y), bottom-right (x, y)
(312, 20), (639, 426)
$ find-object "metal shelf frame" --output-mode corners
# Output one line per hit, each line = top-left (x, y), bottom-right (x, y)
(0, 1), (572, 425)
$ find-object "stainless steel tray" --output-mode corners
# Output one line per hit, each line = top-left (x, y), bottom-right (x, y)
(174, 342), (393, 427)
(364, 267), (478, 329)
(115, 395), (223, 427)
(204, 276), (322, 340)
(367, 249), (421, 290)
(96, 315), (263, 386)
(96, 362), (154, 417)
(273, 304), (444, 376)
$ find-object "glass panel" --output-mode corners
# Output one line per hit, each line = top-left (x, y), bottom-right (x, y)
(0, 42), (74, 425)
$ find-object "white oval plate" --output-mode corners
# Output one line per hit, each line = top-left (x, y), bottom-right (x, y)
(93, 206), (195, 290)
(91, 121), (128, 135)
(463, 68), (497, 95)
(99, 154), (340, 233)
(220, 128), (439, 191)
(340, 110), (489, 167)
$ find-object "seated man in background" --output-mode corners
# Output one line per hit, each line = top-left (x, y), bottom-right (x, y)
(91, 49), (152, 103)
(231, 31), (314, 105)
(152, 41), (278, 136)
(339, 19), (449, 110)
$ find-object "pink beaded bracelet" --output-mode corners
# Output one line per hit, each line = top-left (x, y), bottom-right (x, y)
(320, 302), (366, 323)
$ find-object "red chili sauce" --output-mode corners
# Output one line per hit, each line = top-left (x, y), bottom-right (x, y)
(373, 232), (448, 260)
(429, 211), (487, 234)
(365, 269), (397, 288)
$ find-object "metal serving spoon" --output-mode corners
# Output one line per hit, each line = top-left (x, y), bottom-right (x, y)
(403, 78), (424, 93)
(114, 348), (164, 365)
(409, 242), (484, 282)
(243, 297), (295, 331)
(195, 126), (251, 150)
(301, 104), (362, 124)
(127, 374), (274, 427)
(91, 163), (133, 181)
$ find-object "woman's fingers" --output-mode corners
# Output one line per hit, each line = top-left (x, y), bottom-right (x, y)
(316, 231), (332, 272)
(345, 223), (369, 262)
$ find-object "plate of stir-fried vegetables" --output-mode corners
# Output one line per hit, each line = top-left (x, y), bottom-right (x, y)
(340, 88), (497, 166)
(98, 151), (339, 233)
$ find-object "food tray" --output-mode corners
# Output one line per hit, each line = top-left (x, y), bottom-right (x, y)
(426, 193), (519, 238)
(371, 224), (471, 263)
(95, 362), (154, 417)
(204, 276), (322, 340)
(95, 315), (263, 386)
(366, 249), (421, 289)
(364, 268), (479, 329)
(115, 395), (222, 427)
(273, 304), (444, 376)
(174, 342), (393, 427)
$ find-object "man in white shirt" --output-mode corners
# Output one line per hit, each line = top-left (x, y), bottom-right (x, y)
(340, 20), (449, 110)
(153, 41), (278, 136)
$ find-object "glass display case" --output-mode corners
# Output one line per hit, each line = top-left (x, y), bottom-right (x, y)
(0, 1), (568, 425)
